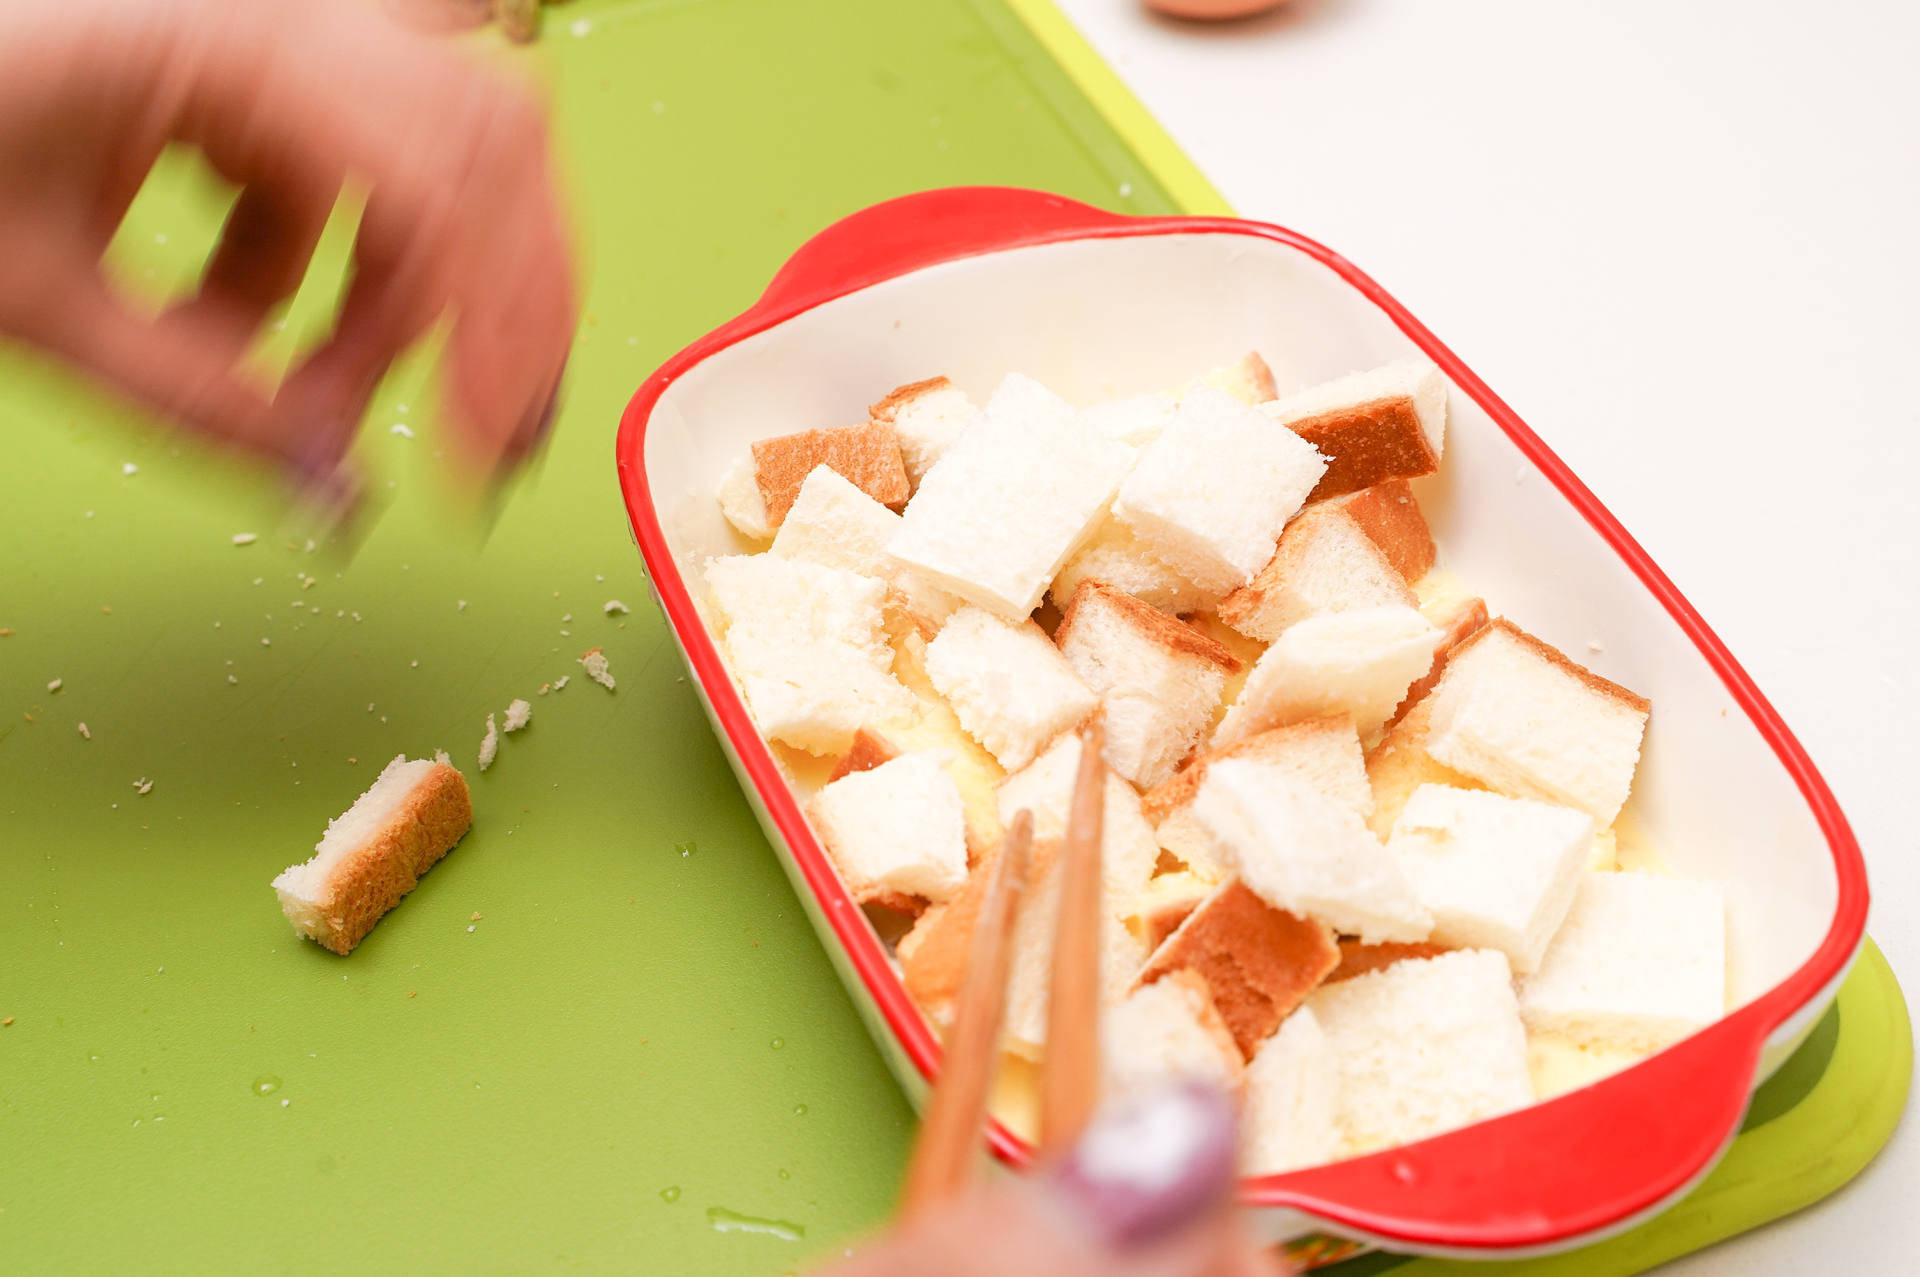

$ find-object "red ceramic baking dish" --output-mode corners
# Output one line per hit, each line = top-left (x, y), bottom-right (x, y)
(614, 187), (1869, 1258)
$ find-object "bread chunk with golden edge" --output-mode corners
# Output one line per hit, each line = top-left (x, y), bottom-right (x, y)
(1262, 360), (1448, 502)
(827, 727), (900, 783)
(868, 376), (979, 487)
(1137, 879), (1340, 1059)
(1101, 969), (1245, 1098)
(272, 755), (473, 955)
(1388, 597), (1489, 728)
(1127, 871), (1212, 950)
(1053, 581), (1241, 788)
(1145, 716), (1370, 882)
(1184, 350), (1280, 405)
(1424, 618), (1650, 826)
(1217, 500), (1420, 641)
(751, 421), (910, 526)
(1326, 480), (1435, 581)
(1326, 939), (1452, 984)
(1213, 606), (1440, 747)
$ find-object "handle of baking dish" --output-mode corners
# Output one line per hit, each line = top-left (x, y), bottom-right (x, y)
(1258, 1015), (1769, 1250)
(756, 187), (1134, 313)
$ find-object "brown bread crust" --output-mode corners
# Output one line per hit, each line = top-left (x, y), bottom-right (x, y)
(751, 421), (910, 525)
(1454, 617), (1652, 716)
(827, 728), (900, 783)
(307, 762), (472, 955)
(1326, 480), (1436, 582)
(1388, 598), (1490, 727)
(868, 376), (953, 422)
(1140, 715), (1355, 826)
(1053, 579), (1242, 672)
(1327, 939), (1450, 983)
(1287, 395), (1440, 502)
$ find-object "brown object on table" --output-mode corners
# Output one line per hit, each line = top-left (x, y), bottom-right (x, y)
(1039, 717), (1108, 1152)
(1137, 880), (1339, 1059)
(897, 811), (1034, 1219)
(1327, 938), (1450, 984)
(751, 422), (911, 526)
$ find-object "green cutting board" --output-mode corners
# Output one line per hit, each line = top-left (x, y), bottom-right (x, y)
(0, 2), (1179, 1272)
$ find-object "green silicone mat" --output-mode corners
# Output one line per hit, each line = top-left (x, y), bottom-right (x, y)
(0, 2), (1907, 1274)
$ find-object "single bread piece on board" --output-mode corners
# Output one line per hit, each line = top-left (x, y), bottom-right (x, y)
(1424, 618), (1650, 825)
(1307, 949), (1532, 1156)
(1326, 939), (1451, 984)
(273, 755), (473, 955)
(1102, 968), (1245, 1098)
(1146, 716), (1370, 881)
(1054, 581), (1240, 788)
(887, 372), (1133, 621)
(752, 421), (910, 527)
(1114, 386), (1328, 597)
(869, 376), (979, 486)
(1214, 606), (1440, 747)
(1049, 515), (1215, 616)
(1242, 1006), (1342, 1175)
(1217, 500), (1419, 641)
(1262, 360), (1447, 502)
(924, 607), (1098, 771)
(808, 752), (969, 905)
(1137, 879), (1340, 1058)
(1389, 597), (1490, 727)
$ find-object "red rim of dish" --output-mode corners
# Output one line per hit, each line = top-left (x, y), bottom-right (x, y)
(613, 187), (1869, 1253)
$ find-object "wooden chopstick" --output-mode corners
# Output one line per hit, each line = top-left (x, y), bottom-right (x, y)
(1040, 716), (1106, 1153)
(897, 809), (1035, 1219)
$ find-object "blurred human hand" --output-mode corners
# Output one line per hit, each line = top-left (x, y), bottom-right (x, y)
(0, 0), (576, 486)
(816, 1084), (1288, 1277)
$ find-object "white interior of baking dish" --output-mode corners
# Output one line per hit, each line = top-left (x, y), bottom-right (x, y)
(639, 230), (1839, 1066)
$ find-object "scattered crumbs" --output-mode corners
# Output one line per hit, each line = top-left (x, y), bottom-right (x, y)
(410, 659), (419, 668)
(579, 648), (615, 690)
(281, 1098), (290, 1108)
(305, 539), (316, 554)
(604, 599), (629, 615)
(553, 675), (570, 691)
(301, 577), (316, 591)
(1, 1017), (12, 1027)
(560, 629), (570, 637)
(213, 621), (222, 629)
(390, 423), (414, 439)
(77, 723), (90, 740)
(561, 612), (573, 623)
(570, 16), (593, 36)
(334, 609), (343, 618)
(350, 612), (362, 622)
(261, 637), (270, 646)
(367, 703), (375, 713)
(252, 577), (263, 586)
(231, 532), (259, 548)
(347, 756), (357, 765)
(478, 714), (500, 772)
(46, 679), (62, 693)
(537, 682), (551, 696)
(133, 778), (153, 795)
(84, 510), (93, 519)
(466, 925), (476, 933)
(595, 574), (605, 583)
(396, 402), (409, 414)
(380, 715), (388, 724)
(1587, 639), (1605, 654)
(101, 605), (111, 614)
(502, 699), (532, 732)
(1513, 466), (1528, 485)
(21, 712), (33, 724)
(408, 990), (418, 999)
(470, 911), (483, 922)
(457, 599), (468, 612)
(1119, 181), (1133, 197)
(651, 100), (666, 115)
(227, 674), (238, 685)
(122, 462), (138, 476)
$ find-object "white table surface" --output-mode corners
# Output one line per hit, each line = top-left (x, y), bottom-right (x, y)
(1051, 0), (1916, 1270)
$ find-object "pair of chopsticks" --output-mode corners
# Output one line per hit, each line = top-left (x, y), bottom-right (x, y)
(899, 718), (1108, 1216)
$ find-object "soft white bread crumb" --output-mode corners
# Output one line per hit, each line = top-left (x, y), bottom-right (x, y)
(1307, 949), (1532, 1156)
(1424, 619), (1650, 826)
(1053, 581), (1239, 788)
(578, 647), (616, 691)
(703, 554), (912, 754)
(502, 699), (532, 733)
(1241, 1007), (1342, 1175)
(1084, 393), (1176, 451)
(869, 376), (980, 485)
(807, 752), (969, 904)
(1518, 872), (1726, 1051)
(1191, 759), (1431, 943)
(1214, 606), (1440, 747)
(477, 714), (499, 771)
(1113, 386), (1327, 596)
(995, 731), (1161, 900)
(923, 607), (1097, 771)
(1049, 516), (1214, 615)
(1386, 784), (1593, 975)
(1101, 969), (1244, 1098)
(887, 373), (1134, 620)
(717, 457), (775, 542)
(272, 754), (473, 955)
(1147, 716), (1371, 881)
(772, 465), (959, 628)
(1217, 501), (1417, 641)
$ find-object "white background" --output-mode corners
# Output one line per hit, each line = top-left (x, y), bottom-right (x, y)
(1051, 0), (1916, 1270)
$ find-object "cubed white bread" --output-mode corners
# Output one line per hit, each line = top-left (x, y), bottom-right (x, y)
(923, 607), (1098, 771)
(1217, 501), (1418, 641)
(1005, 866), (1151, 1059)
(1518, 872), (1727, 1051)
(1386, 784), (1594, 975)
(869, 376), (979, 485)
(1101, 969), (1244, 1098)
(1084, 393), (1177, 451)
(1113, 386), (1328, 596)
(272, 754), (474, 955)
(1053, 581), (1240, 788)
(703, 554), (912, 754)
(996, 730), (1161, 899)
(887, 373), (1134, 620)
(1048, 516), (1215, 615)
(1190, 759), (1431, 944)
(772, 466), (959, 629)
(717, 457), (774, 542)
(1307, 949), (1533, 1155)
(1214, 606), (1440, 747)
(1241, 1007), (1342, 1175)
(1424, 618), (1651, 826)
(1183, 351), (1280, 406)
(1262, 360), (1446, 502)
(1126, 870), (1214, 950)
(1145, 716), (1370, 882)
(807, 752), (969, 905)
